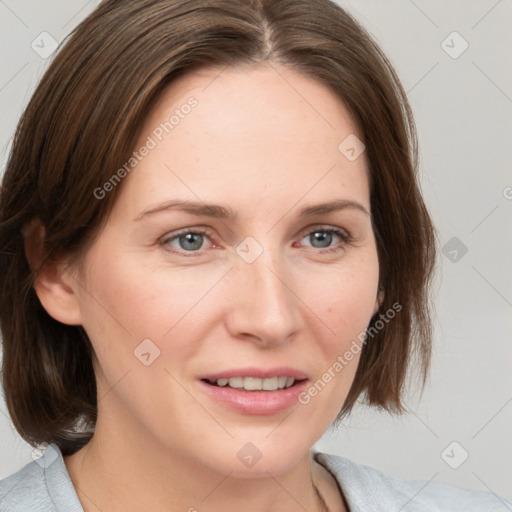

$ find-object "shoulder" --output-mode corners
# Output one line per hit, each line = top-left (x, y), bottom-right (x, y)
(0, 444), (82, 512)
(315, 451), (512, 512)
(0, 458), (52, 511)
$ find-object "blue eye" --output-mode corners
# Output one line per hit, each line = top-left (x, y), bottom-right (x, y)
(174, 232), (206, 251)
(299, 228), (351, 251)
(160, 226), (351, 257)
(162, 229), (211, 253)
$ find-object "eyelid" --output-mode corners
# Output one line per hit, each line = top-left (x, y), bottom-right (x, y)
(294, 224), (353, 253)
(296, 224), (351, 241)
(159, 226), (217, 255)
(159, 224), (353, 256)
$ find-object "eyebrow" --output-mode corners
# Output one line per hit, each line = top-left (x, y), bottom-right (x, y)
(134, 198), (370, 221)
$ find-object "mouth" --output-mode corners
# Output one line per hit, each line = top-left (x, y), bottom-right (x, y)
(201, 376), (305, 391)
(198, 368), (310, 415)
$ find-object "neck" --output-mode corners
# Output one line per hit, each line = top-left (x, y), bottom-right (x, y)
(64, 416), (336, 512)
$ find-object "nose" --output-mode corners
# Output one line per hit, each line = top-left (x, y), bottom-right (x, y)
(224, 245), (302, 347)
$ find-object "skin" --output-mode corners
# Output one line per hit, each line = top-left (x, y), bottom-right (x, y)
(31, 62), (381, 512)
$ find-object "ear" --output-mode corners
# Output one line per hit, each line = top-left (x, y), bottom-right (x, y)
(23, 218), (83, 326)
(373, 287), (385, 316)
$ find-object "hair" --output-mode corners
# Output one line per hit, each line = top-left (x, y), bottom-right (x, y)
(0, 0), (436, 455)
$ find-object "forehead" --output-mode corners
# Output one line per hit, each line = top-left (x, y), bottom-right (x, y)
(114, 62), (370, 219)
(147, 62), (363, 150)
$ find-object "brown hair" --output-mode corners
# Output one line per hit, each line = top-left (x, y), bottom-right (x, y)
(0, 0), (436, 455)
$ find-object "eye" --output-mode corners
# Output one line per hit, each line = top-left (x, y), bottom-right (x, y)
(298, 226), (352, 252)
(160, 228), (214, 255)
(160, 225), (352, 257)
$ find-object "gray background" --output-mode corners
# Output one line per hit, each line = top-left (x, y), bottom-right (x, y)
(1, 0), (511, 504)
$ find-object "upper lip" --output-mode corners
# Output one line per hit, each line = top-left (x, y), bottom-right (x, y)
(200, 367), (309, 381)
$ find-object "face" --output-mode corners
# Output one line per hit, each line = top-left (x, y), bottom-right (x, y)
(68, 63), (380, 477)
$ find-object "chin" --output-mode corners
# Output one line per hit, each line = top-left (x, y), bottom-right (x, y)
(193, 430), (314, 478)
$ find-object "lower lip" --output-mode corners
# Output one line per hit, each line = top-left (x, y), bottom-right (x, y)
(198, 379), (309, 415)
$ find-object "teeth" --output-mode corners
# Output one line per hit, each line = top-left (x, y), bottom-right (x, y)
(244, 377), (263, 390)
(262, 377), (278, 390)
(277, 376), (287, 388)
(213, 376), (297, 391)
(227, 377), (243, 389)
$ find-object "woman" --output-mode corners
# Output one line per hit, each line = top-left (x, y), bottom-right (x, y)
(0, 1), (509, 511)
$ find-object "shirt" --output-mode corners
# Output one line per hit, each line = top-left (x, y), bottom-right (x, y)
(0, 443), (510, 511)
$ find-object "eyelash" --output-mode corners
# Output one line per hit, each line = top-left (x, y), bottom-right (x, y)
(159, 225), (353, 257)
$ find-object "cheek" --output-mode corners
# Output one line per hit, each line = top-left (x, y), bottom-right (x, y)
(76, 247), (231, 378)
(79, 240), (379, 360)
(293, 258), (378, 418)
(80, 245), (215, 333)
(301, 251), (380, 346)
